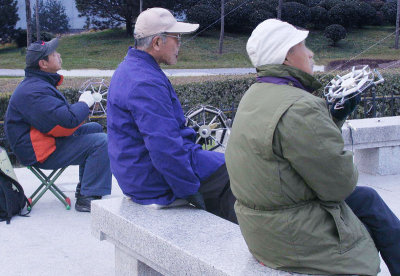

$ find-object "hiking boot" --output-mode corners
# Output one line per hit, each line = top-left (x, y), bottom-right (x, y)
(75, 182), (81, 198)
(75, 195), (102, 212)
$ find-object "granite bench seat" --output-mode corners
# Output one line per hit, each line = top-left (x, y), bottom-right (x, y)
(342, 116), (400, 175)
(91, 197), (316, 276)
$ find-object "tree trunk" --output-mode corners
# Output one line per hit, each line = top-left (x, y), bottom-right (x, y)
(25, 0), (32, 46)
(36, 0), (40, 41)
(395, 0), (400, 49)
(140, 0), (143, 13)
(126, 18), (133, 36)
(277, 0), (283, 20)
(219, 0), (225, 55)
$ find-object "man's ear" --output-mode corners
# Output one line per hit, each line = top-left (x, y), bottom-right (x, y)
(283, 57), (289, 66)
(152, 36), (161, 51)
(283, 51), (293, 66)
(38, 59), (47, 70)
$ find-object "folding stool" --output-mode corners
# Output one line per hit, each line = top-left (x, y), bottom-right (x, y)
(27, 166), (71, 210)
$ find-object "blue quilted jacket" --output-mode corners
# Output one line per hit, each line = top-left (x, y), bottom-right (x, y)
(5, 69), (89, 165)
(107, 48), (225, 205)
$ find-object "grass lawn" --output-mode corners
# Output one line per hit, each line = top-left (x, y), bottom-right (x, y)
(0, 26), (399, 70)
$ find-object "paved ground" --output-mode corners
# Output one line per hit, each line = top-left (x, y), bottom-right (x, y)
(0, 166), (397, 276)
(0, 66), (325, 78)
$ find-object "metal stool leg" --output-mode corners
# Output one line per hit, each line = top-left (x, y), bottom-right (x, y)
(27, 166), (71, 210)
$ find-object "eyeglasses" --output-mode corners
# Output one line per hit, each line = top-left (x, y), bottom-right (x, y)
(163, 34), (182, 44)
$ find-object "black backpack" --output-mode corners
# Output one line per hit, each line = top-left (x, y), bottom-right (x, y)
(0, 168), (31, 224)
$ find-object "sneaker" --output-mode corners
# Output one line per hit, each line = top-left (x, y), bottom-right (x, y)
(75, 183), (81, 198)
(75, 195), (102, 212)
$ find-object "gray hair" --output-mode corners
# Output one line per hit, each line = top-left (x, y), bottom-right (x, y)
(135, 34), (167, 50)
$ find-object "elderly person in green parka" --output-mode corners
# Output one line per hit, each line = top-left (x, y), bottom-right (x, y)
(225, 19), (400, 275)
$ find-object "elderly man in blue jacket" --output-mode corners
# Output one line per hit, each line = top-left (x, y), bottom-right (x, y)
(5, 38), (112, 212)
(107, 8), (237, 223)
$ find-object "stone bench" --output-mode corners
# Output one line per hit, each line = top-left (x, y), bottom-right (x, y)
(342, 116), (400, 175)
(91, 197), (316, 276)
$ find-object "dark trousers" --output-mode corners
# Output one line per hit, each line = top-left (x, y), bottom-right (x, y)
(199, 164), (238, 224)
(36, 122), (112, 197)
(346, 186), (400, 276)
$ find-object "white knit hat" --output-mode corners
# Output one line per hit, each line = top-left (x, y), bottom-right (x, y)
(246, 19), (309, 67)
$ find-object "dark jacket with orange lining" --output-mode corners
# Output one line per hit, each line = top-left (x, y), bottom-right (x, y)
(5, 69), (89, 165)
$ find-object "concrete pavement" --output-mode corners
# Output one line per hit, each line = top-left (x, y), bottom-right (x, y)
(0, 165), (397, 276)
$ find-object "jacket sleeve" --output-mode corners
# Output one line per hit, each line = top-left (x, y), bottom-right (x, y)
(128, 80), (200, 198)
(276, 98), (358, 202)
(20, 89), (89, 136)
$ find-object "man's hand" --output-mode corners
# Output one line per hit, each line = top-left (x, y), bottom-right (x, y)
(330, 93), (361, 121)
(79, 91), (95, 108)
(185, 192), (206, 210)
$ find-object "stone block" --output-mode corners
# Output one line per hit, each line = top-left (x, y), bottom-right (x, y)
(342, 116), (400, 175)
(355, 146), (400, 175)
(91, 197), (318, 276)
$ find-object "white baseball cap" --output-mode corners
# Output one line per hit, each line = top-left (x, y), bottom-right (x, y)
(246, 19), (309, 68)
(134, 8), (199, 39)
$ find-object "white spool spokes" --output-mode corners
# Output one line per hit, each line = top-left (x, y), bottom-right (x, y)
(79, 78), (109, 116)
(324, 65), (384, 109)
(185, 105), (231, 152)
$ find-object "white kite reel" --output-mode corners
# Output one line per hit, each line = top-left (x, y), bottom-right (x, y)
(324, 65), (384, 109)
(79, 78), (109, 116)
(185, 105), (231, 153)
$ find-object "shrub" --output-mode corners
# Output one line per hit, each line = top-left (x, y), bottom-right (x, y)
(381, 1), (397, 25)
(308, 0), (322, 7)
(373, 10), (385, 26)
(260, 0), (279, 15)
(14, 29), (28, 48)
(319, 0), (343, 10)
(2, 71), (400, 165)
(324, 24), (347, 46)
(310, 6), (329, 29)
(224, 0), (276, 33)
(367, 0), (385, 11)
(224, 0), (252, 32)
(186, 4), (220, 31)
(253, 0), (278, 16)
(281, 2), (311, 27)
(14, 29), (55, 48)
(1, 72), (400, 144)
(249, 10), (274, 29)
(2, 72), (400, 120)
(328, 2), (360, 27)
(354, 1), (377, 27)
(285, 0), (309, 5)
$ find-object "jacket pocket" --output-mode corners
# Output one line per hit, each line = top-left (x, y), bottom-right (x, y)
(321, 203), (363, 254)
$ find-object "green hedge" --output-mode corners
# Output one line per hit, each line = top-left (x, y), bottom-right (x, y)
(1, 72), (400, 161)
(2, 73), (400, 122)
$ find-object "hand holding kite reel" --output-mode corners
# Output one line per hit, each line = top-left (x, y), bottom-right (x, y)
(185, 105), (231, 152)
(324, 65), (384, 110)
(79, 78), (109, 116)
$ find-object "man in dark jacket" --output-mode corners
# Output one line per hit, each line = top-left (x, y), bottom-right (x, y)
(226, 19), (400, 275)
(107, 8), (236, 223)
(5, 38), (112, 212)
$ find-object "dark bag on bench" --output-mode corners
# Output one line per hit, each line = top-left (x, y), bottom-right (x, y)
(0, 147), (30, 224)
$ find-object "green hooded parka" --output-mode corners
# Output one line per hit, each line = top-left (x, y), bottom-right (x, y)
(225, 65), (380, 275)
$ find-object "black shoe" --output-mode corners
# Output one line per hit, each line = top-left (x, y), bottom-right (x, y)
(75, 195), (102, 212)
(75, 183), (81, 198)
